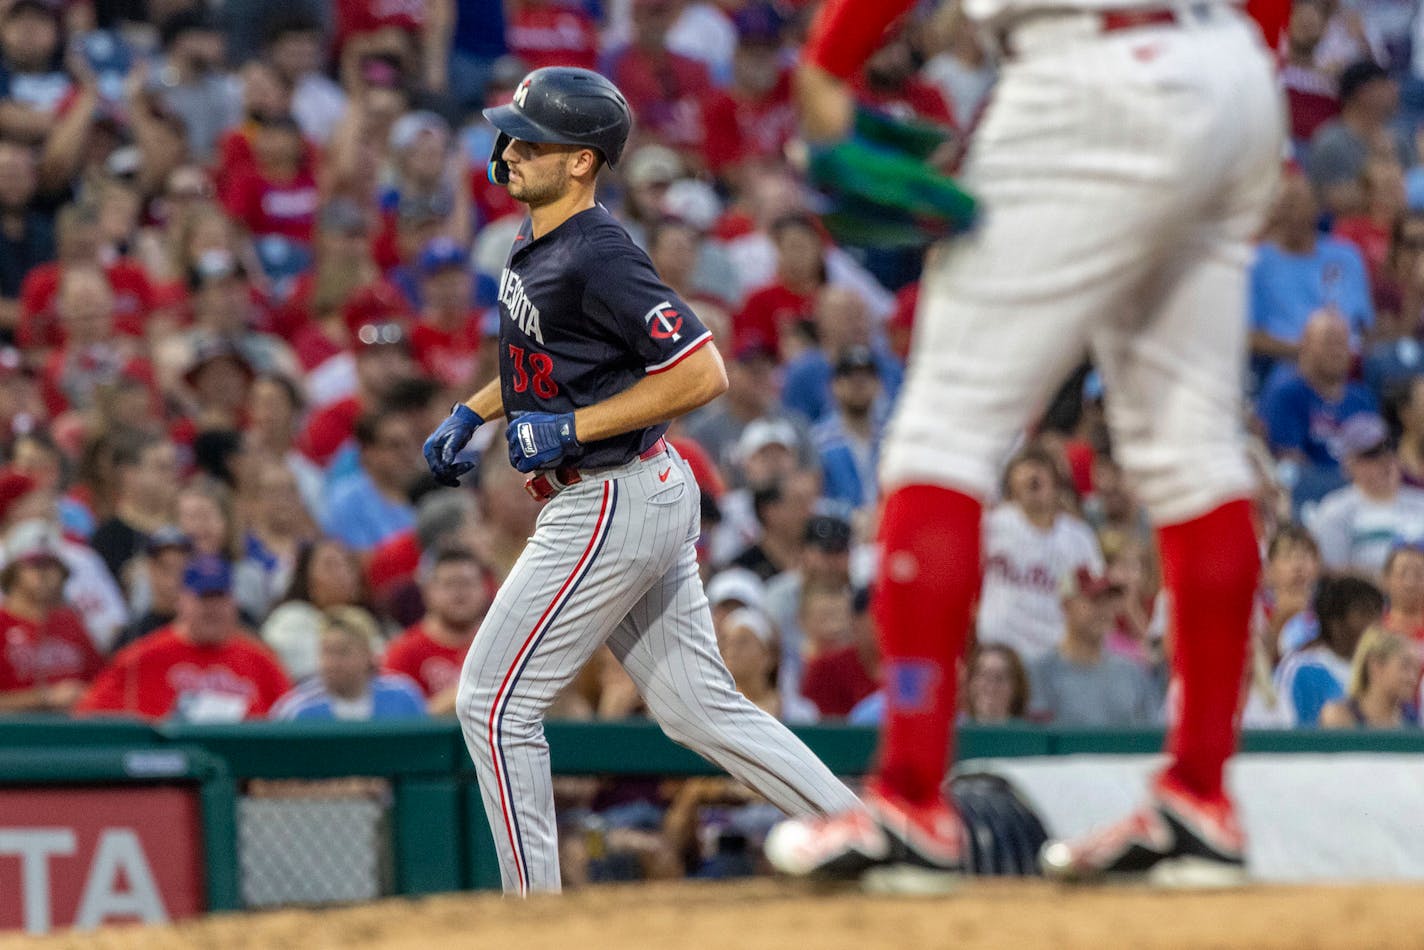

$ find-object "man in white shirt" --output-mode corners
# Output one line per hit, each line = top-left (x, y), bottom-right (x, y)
(977, 447), (1104, 662)
(1308, 413), (1424, 576)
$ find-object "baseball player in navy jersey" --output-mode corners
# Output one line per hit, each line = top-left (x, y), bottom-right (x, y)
(765, 0), (1287, 892)
(421, 66), (860, 896)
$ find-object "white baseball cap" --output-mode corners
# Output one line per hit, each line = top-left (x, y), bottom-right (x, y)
(736, 418), (798, 461)
(722, 606), (774, 647)
(706, 567), (766, 612)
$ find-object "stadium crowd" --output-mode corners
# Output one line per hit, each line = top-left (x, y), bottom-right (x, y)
(3, 0), (1424, 880)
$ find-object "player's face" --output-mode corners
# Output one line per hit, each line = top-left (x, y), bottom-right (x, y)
(502, 139), (581, 206)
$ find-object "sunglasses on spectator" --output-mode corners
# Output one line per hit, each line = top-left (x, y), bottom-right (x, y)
(357, 323), (406, 346)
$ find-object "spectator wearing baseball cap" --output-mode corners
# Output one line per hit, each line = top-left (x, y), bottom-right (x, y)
(1026, 566), (1158, 727)
(76, 554), (292, 722)
(814, 346), (884, 510)
(408, 237), (485, 389)
(716, 606), (820, 724)
(1307, 413), (1424, 575)
(0, 519), (102, 712)
(700, 3), (795, 178)
(764, 513), (853, 700)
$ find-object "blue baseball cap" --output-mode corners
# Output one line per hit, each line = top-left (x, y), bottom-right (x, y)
(418, 237), (468, 276)
(182, 555), (232, 596)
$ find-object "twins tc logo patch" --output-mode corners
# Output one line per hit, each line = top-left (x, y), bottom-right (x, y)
(887, 661), (942, 714)
(643, 300), (683, 342)
(518, 422), (538, 457)
(513, 78), (532, 108)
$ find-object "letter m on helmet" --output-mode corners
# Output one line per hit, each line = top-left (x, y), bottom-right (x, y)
(484, 67), (635, 186)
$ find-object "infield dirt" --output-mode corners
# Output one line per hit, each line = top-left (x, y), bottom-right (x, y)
(4, 878), (1420, 949)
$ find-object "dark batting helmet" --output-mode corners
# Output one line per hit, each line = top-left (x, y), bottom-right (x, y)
(484, 67), (634, 185)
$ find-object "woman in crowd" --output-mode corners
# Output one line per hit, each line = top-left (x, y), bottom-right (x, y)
(260, 537), (368, 682)
(961, 644), (1030, 724)
(176, 478), (266, 622)
(1320, 627), (1421, 728)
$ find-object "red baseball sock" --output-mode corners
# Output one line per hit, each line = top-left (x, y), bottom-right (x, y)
(871, 484), (982, 807)
(1158, 498), (1259, 803)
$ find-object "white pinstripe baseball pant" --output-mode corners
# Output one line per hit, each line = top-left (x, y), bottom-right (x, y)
(455, 445), (861, 894)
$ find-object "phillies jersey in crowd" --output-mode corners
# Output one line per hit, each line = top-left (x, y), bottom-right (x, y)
(0, 606), (103, 693)
(75, 625), (291, 722)
(497, 205), (712, 468)
(976, 504), (1105, 662)
(382, 623), (470, 698)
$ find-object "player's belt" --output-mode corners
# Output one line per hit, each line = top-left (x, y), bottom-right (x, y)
(997, 3), (1215, 57)
(523, 437), (668, 502)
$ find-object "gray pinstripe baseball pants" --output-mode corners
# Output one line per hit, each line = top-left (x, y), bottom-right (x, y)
(455, 446), (861, 894)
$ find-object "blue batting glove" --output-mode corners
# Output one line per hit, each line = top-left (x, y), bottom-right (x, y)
(507, 412), (580, 473)
(424, 404), (485, 486)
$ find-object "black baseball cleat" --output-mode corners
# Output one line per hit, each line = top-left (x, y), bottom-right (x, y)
(1039, 774), (1249, 889)
(765, 788), (965, 895)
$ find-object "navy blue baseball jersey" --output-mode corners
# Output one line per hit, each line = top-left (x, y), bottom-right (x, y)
(496, 204), (712, 469)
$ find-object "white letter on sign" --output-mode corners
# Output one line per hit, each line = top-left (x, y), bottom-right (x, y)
(0, 829), (77, 934)
(74, 829), (168, 928)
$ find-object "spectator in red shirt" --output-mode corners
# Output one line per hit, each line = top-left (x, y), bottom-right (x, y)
(299, 317), (419, 466)
(733, 212), (826, 357)
(800, 586), (879, 719)
(602, 0), (716, 160)
(409, 237), (483, 390)
(383, 546), (493, 714)
(278, 199), (410, 361)
(1281, 0), (1338, 154)
(1334, 156), (1406, 301)
(222, 114), (321, 245)
(76, 554), (292, 721)
(506, 0), (599, 72)
(18, 202), (156, 350)
(39, 265), (155, 419)
(0, 519), (103, 711)
(702, 4), (796, 181)
(215, 60), (313, 200)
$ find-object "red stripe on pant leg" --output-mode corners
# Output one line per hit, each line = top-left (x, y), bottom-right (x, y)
(486, 481), (612, 894)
